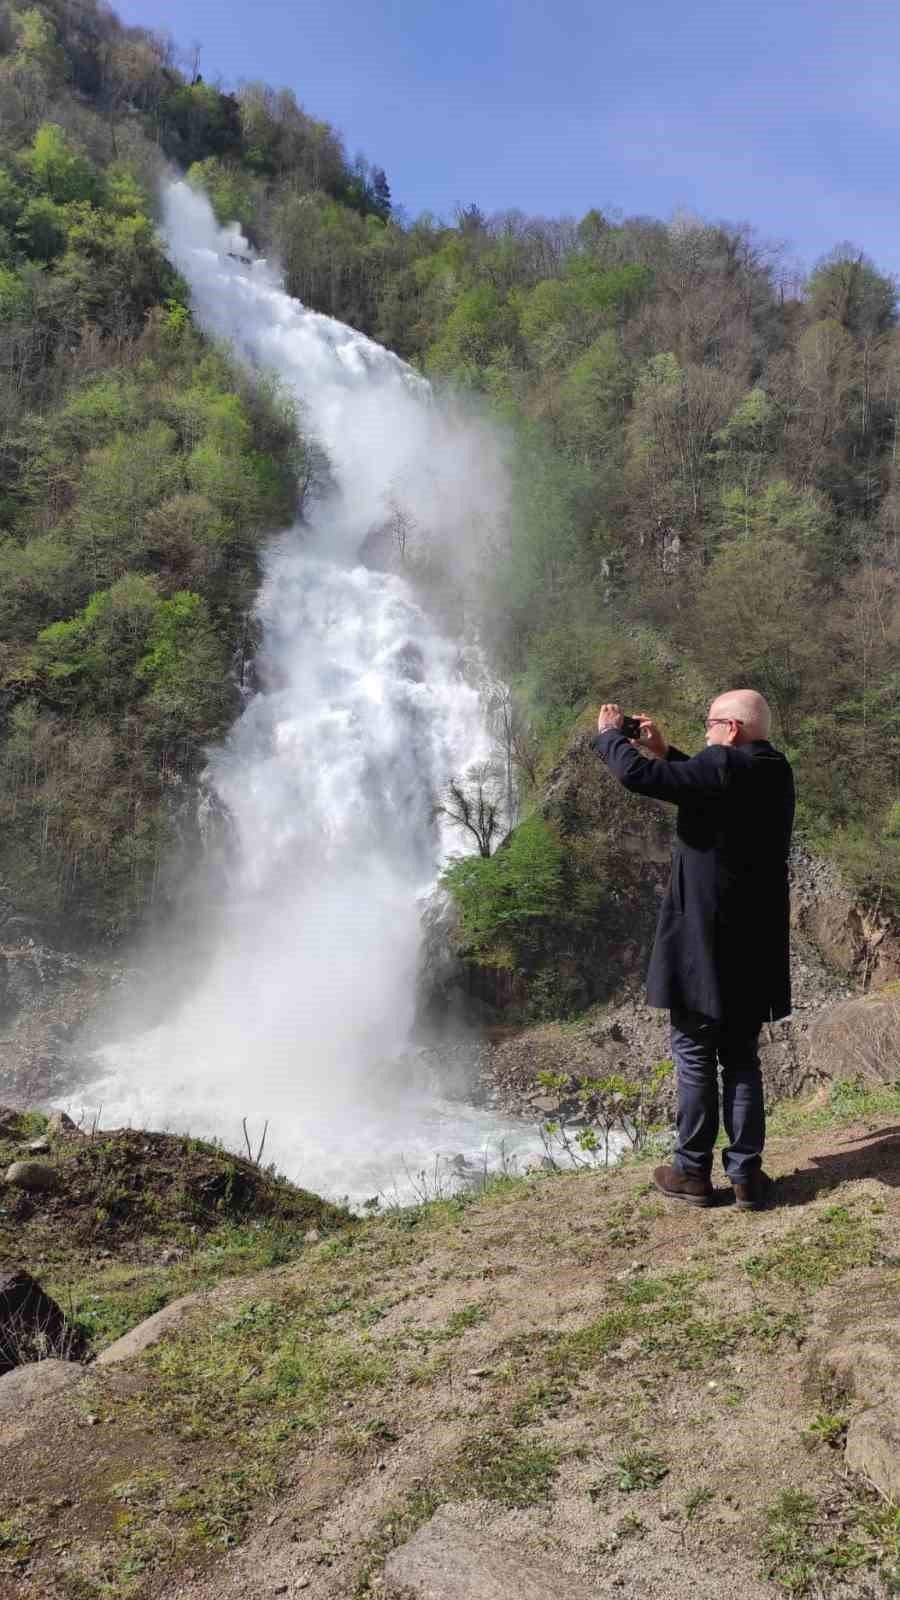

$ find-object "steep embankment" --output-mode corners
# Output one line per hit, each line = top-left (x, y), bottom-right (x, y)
(1, 1081), (898, 1600)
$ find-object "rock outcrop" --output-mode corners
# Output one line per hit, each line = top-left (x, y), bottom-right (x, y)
(811, 1269), (900, 1501)
(0, 1270), (83, 1373)
(385, 1505), (599, 1599)
(806, 991), (900, 1086)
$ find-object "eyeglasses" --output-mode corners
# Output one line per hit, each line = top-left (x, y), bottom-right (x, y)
(705, 717), (744, 730)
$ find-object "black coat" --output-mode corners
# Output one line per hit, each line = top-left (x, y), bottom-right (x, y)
(592, 731), (795, 1023)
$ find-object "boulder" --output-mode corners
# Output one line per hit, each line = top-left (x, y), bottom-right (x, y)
(46, 1110), (86, 1140)
(4, 1159), (58, 1192)
(385, 1506), (598, 1599)
(0, 1357), (85, 1419)
(806, 993), (900, 1086)
(0, 1270), (83, 1373)
(810, 1270), (900, 1501)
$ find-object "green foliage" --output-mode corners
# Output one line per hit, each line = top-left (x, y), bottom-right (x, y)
(28, 122), (98, 203)
(614, 1448), (669, 1492)
(535, 1059), (673, 1166)
(442, 815), (600, 961)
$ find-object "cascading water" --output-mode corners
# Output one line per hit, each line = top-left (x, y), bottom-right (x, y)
(80, 182), (550, 1203)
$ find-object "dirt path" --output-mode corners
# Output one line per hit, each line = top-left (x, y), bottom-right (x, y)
(2, 1110), (899, 1600)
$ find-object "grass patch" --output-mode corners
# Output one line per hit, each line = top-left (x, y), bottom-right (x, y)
(57, 1279), (397, 1596)
(449, 1430), (560, 1508)
(0, 1516), (34, 1570)
(44, 1215), (355, 1352)
(767, 1077), (900, 1139)
(535, 1269), (801, 1379)
(759, 1485), (900, 1595)
(441, 1301), (489, 1337)
(511, 1375), (572, 1426)
(743, 1205), (879, 1291)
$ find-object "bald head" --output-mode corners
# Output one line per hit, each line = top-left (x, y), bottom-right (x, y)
(708, 689), (771, 742)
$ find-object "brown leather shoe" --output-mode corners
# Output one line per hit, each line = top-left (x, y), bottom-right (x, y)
(653, 1164), (714, 1207)
(732, 1171), (775, 1211)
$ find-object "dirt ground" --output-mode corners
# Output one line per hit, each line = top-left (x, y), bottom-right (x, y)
(1, 1103), (898, 1600)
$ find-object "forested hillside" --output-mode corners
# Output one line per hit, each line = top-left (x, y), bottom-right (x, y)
(2, 0), (900, 950)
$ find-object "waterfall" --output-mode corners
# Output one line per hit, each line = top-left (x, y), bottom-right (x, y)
(80, 183), (544, 1203)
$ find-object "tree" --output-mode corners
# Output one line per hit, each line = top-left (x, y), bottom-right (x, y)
(434, 765), (504, 857)
(807, 248), (897, 341)
(694, 535), (818, 737)
(28, 123), (99, 204)
(371, 167), (391, 217)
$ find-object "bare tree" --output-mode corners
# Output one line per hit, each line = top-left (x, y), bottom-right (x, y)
(485, 685), (540, 822)
(383, 494), (416, 564)
(434, 764), (503, 857)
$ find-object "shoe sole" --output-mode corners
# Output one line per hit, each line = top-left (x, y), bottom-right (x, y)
(653, 1182), (715, 1208)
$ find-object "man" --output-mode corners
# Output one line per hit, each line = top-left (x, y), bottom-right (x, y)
(592, 691), (794, 1211)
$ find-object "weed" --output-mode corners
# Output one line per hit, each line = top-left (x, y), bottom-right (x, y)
(806, 1411), (850, 1448)
(759, 1485), (899, 1595)
(614, 1448), (668, 1492)
(441, 1301), (489, 1337)
(767, 1078), (900, 1139)
(683, 1486), (714, 1520)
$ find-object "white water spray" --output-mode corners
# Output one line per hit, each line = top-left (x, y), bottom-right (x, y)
(81, 183), (552, 1202)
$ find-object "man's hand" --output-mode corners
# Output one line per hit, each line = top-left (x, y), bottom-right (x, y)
(637, 713), (669, 758)
(597, 703), (625, 735)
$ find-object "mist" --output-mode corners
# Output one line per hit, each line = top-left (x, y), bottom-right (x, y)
(78, 182), (539, 1203)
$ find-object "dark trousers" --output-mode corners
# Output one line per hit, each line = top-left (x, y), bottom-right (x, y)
(670, 1009), (765, 1183)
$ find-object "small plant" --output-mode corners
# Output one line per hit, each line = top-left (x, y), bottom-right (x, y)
(806, 1411), (849, 1447)
(616, 1510), (646, 1538)
(441, 1302), (489, 1337)
(535, 1058), (673, 1169)
(615, 1448), (668, 1492)
(683, 1486), (714, 1520)
(756, 1485), (898, 1595)
(511, 1376), (572, 1426)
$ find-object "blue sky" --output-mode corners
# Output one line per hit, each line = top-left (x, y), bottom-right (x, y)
(115, 0), (896, 278)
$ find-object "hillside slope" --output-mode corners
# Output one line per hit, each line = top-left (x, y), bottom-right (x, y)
(1, 1083), (898, 1599)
